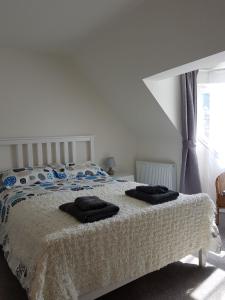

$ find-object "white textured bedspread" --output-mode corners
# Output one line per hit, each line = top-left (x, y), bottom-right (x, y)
(0, 181), (216, 300)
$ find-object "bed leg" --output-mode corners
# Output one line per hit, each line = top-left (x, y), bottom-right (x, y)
(198, 249), (207, 267)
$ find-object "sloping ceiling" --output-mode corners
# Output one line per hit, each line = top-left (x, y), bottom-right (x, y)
(73, 0), (225, 141)
(0, 0), (143, 50)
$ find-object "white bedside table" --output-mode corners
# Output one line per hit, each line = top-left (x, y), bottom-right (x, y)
(113, 172), (134, 182)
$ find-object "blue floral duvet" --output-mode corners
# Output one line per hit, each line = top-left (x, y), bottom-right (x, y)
(0, 175), (116, 224)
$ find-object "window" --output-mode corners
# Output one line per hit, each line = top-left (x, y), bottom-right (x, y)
(197, 81), (225, 165)
(197, 85), (210, 144)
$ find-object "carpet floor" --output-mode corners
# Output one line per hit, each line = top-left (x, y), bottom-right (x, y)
(1, 215), (225, 300)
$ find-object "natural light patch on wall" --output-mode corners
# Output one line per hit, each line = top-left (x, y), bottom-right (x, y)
(143, 76), (181, 133)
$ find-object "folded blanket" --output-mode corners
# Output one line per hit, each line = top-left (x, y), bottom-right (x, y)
(74, 196), (107, 211)
(125, 189), (179, 205)
(136, 185), (168, 194)
(59, 202), (119, 223)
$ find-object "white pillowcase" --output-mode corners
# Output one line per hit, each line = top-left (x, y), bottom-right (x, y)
(2, 166), (55, 189)
(65, 161), (108, 179)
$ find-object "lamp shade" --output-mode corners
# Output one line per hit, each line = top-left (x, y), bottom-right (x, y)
(105, 157), (116, 168)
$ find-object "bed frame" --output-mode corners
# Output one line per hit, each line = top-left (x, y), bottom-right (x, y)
(0, 135), (207, 300)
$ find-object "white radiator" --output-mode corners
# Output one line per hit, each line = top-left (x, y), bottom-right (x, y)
(136, 161), (177, 191)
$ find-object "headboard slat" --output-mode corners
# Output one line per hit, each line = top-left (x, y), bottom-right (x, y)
(64, 142), (69, 163)
(37, 143), (43, 166)
(55, 142), (60, 162)
(16, 144), (23, 168)
(27, 144), (33, 167)
(90, 136), (95, 162)
(71, 141), (77, 163)
(46, 143), (52, 165)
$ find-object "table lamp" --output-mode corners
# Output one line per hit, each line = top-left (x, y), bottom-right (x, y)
(105, 157), (116, 175)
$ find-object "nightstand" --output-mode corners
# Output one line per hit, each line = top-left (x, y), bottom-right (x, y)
(113, 172), (134, 182)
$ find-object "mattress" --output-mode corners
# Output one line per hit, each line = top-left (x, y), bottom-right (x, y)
(0, 178), (217, 300)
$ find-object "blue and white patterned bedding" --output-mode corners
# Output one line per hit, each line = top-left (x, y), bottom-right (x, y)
(0, 175), (116, 224)
(0, 173), (219, 300)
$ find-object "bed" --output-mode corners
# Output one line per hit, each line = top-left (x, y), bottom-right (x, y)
(0, 135), (221, 300)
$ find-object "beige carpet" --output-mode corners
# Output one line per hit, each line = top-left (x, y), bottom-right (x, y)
(1, 215), (225, 300)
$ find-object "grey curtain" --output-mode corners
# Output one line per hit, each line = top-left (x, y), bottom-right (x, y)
(180, 70), (202, 194)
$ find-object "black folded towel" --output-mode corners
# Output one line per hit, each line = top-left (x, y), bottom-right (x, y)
(74, 196), (107, 211)
(59, 201), (119, 223)
(125, 189), (179, 205)
(136, 185), (168, 194)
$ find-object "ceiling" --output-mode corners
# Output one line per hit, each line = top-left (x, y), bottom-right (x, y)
(0, 0), (143, 51)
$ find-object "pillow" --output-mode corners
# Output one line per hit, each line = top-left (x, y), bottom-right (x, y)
(65, 161), (108, 180)
(49, 163), (68, 180)
(29, 166), (55, 184)
(2, 166), (55, 189)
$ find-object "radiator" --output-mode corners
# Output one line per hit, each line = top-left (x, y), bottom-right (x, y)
(136, 161), (177, 191)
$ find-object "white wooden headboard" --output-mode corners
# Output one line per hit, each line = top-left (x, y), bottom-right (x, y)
(0, 135), (95, 168)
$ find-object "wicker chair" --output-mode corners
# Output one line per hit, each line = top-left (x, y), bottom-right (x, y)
(215, 172), (225, 225)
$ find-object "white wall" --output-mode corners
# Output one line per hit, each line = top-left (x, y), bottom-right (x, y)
(0, 49), (137, 171)
(144, 76), (182, 133)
